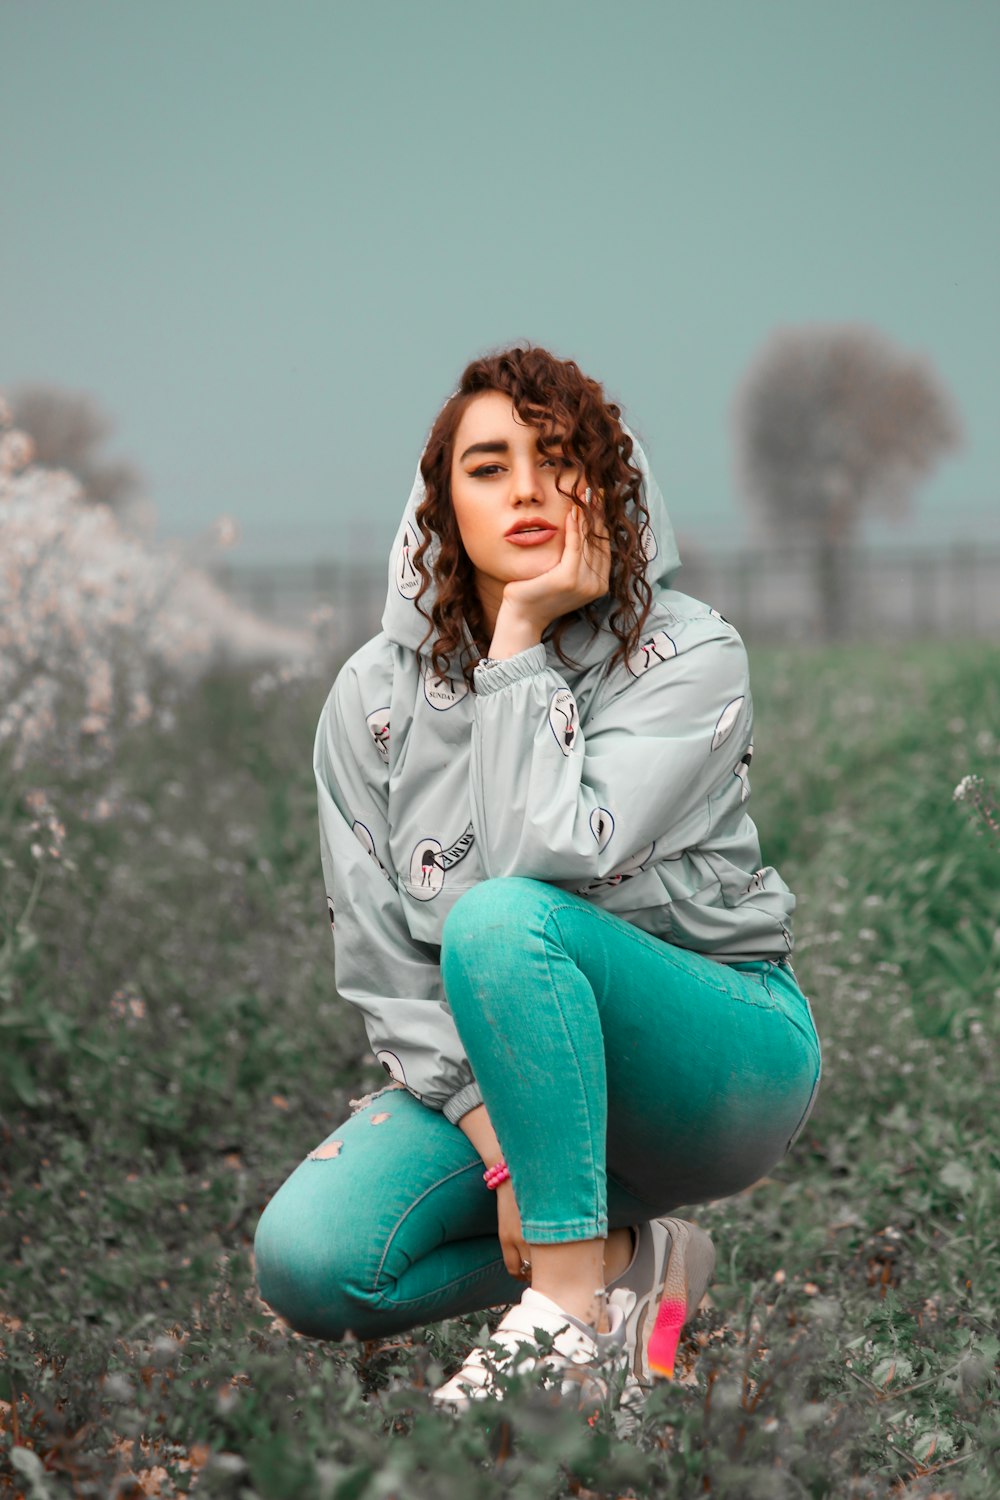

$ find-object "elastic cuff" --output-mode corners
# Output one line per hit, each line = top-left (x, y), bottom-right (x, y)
(473, 643), (547, 696)
(442, 1080), (484, 1124)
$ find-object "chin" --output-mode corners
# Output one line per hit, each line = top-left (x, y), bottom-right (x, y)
(473, 545), (563, 595)
(504, 552), (561, 580)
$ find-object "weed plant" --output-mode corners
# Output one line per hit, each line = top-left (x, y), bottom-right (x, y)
(1, 640), (997, 1498)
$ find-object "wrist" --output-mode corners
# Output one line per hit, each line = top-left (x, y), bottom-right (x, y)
(487, 603), (544, 660)
(483, 1160), (511, 1190)
(456, 1102), (504, 1167)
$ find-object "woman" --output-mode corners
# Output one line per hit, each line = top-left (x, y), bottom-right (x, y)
(253, 344), (822, 1417)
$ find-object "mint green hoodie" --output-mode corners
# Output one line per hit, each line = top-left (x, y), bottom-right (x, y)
(313, 420), (795, 1124)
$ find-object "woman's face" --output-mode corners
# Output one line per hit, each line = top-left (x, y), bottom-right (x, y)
(449, 390), (584, 609)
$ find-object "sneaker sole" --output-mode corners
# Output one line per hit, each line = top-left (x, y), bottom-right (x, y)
(637, 1218), (716, 1383)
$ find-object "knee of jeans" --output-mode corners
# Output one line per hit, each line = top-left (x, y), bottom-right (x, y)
(442, 876), (553, 957)
(252, 1194), (384, 1342)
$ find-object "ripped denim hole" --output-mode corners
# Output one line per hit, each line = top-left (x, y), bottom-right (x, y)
(307, 1139), (343, 1161)
(349, 1081), (406, 1116)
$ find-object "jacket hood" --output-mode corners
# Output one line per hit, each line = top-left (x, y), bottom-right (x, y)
(381, 415), (682, 673)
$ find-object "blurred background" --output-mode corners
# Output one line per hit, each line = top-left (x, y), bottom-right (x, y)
(2, 0), (998, 656)
(3, 6), (999, 1490)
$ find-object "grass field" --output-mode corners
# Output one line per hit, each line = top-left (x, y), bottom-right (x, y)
(1, 639), (997, 1499)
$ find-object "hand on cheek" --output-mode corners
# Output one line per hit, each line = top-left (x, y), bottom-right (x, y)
(499, 496), (612, 634)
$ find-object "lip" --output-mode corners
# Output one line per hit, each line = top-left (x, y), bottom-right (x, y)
(505, 522), (559, 546)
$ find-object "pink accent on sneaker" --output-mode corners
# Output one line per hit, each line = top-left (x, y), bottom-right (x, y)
(647, 1296), (686, 1377)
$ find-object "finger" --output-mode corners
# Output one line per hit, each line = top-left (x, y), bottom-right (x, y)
(591, 513), (612, 569)
(554, 505), (581, 580)
(580, 513), (604, 591)
(581, 509), (610, 576)
(585, 544), (612, 600)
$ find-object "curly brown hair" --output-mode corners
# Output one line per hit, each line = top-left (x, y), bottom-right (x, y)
(412, 343), (655, 690)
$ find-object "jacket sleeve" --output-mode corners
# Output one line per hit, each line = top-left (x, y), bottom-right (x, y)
(468, 618), (752, 885)
(314, 664), (483, 1123)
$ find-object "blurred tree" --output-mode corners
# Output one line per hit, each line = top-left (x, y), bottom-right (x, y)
(7, 382), (145, 511)
(730, 323), (963, 638)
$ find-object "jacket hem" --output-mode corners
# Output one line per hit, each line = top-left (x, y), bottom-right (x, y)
(714, 947), (796, 964)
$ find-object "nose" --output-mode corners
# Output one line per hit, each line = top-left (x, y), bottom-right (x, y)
(510, 455), (544, 505)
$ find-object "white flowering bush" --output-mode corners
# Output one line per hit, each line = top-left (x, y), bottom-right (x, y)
(0, 391), (315, 779)
(953, 773), (1000, 843)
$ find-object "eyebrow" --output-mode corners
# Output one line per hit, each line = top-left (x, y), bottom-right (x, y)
(459, 435), (567, 463)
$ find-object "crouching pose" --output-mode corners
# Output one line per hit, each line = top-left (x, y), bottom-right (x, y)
(253, 343), (822, 1417)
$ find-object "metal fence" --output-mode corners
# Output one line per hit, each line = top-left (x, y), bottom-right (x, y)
(209, 543), (1000, 661)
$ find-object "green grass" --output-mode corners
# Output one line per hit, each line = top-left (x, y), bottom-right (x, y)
(1, 640), (997, 1498)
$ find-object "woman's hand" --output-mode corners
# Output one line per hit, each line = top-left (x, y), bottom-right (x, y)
(498, 493), (612, 637)
(496, 1177), (533, 1284)
(456, 1102), (532, 1282)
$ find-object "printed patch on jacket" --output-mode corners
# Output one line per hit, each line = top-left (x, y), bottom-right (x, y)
(353, 819), (389, 876)
(410, 837), (444, 899)
(626, 630), (677, 677)
(711, 697), (745, 751)
(638, 521), (658, 562)
(395, 521), (422, 599)
(376, 1049), (407, 1086)
(548, 688), (579, 754)
(590, 806), (615, 851)
(366, 708), (390, 764)
(576, 841), (656, 895)
(408, 823), (475, 901)
(423, 663), (470, 711)
(734, 741), (753, 801)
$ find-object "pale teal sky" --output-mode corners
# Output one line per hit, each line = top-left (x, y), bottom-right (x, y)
(2, 0), (997, 564)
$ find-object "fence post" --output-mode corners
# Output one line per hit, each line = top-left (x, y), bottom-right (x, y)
(911, 552), (937, 638)
(950, 543), (978, 636)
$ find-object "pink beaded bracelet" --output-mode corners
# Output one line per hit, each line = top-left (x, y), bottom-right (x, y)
(483, 1160), (510, 1190)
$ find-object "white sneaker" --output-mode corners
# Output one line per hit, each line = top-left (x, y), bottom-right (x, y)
(607, 1216), (716, 1398)
(430, 1287), (630, 1416)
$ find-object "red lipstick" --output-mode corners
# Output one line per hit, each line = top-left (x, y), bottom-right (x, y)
(505, 521), (558, 546)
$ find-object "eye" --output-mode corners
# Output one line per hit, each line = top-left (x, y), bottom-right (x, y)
(469, 458), (567, 477)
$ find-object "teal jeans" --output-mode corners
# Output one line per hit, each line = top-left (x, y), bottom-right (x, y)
(253, 877), (821, 1341)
